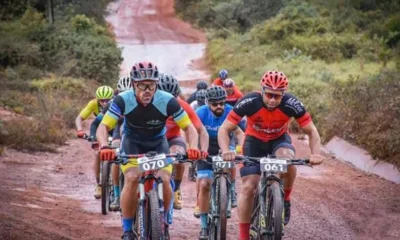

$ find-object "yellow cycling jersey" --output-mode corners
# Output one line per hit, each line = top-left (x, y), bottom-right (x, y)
(79, 99), (101, 120)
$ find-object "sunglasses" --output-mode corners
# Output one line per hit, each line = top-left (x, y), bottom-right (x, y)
(263, 89), (284, 100)
(136, 82), (156, 91)
(99, 99), (110, 103)
(209, 101), (225, 107)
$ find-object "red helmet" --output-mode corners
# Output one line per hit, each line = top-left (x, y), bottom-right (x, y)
(260, 71), (288, 91)
(130, 62), (159, 82)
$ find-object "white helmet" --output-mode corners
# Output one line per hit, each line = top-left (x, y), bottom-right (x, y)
(117, 76), (132, 92)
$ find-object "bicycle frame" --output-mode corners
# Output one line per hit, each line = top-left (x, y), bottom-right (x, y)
(253, 172), (283, 237)
(210, 169), (232, 219)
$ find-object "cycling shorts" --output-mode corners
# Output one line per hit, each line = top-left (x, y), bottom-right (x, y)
(167, 136), (187, 151)
(120, 134), (172, 174)
(240, 133), (295, 177)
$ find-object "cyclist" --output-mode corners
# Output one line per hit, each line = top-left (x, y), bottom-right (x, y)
(223, 78), (243, 106)
(190, 89), (206, 111)
(187, 80), (208, 104)
(106, 76), (132, 211)
(96, 62), (204, 240)
(157, 73), (209, 210)
(75, 85), (114, 199)
(213, 69), (243, 99)
(195, 86), (245, 239)
(218, 71), (324, 240)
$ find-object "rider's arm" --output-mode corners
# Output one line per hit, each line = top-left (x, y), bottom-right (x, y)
(75, 99), (97, 131)
(301, 122), (321, 155)
(168, 98), (199, 149)
(218, 120), (238, 153)
(180, 99), (209, 151)
(98, 96), (124, 148)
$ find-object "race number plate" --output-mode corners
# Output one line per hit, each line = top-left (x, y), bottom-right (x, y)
(259, 158), (288, 173)
(212, 156), (234, 169)
(138, 153), (168, 172)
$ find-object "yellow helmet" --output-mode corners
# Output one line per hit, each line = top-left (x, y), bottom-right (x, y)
(96, 85), (114, 99)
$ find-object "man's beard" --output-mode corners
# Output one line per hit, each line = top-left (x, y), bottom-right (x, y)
(212, 108), (224, 117)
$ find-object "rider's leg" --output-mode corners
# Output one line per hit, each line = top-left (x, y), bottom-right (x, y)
(94, 152), (101, 198)
(169, 140), (186, 209)
(111, 140), (121, 199)
(157, 169), (173, 212)
(120, 167), (141, 232)
(197, 170), (212, 238)
(275, 147), (296, 199)
(238, 174), (260, 239)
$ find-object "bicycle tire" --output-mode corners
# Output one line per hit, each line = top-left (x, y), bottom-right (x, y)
(148, 189), (162, 240)
(101, 162), (111, 215)
(217, 176), (228, 240)
(266, 182), (283, 240)
(250, 189), (260, 240)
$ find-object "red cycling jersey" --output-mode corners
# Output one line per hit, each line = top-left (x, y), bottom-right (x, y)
(213, 78), (243, 97)
(166, 98), (202, 140)
(227, 92), (312, 142)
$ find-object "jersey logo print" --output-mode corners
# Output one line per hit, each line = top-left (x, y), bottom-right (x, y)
(253, 123), (287, 134)
(285, 97), (304, 114)
(147, 119), (163, 125)
(235, 97), (257, 109)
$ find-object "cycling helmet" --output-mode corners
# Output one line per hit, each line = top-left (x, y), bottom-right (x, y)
(130, 62), (159, 82)
(117, 76), (132, 92)
(196, 89), (207, 103)
(260, 71), (288, 91)
(223, 78), (234, 88)
(219, 69), (228, 80)
(196, 80), (208, 90)
(157, 74), (180, 97)
(96, 85), (114, 99)
(206, 86), (227, 102)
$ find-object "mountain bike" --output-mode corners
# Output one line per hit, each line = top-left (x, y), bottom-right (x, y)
(235, 155), (311, 240)
(111, 151), (191, 240)
(83, 134), (114, 215)
(187, 161), (197, 182)
(198, 155), (242, 240)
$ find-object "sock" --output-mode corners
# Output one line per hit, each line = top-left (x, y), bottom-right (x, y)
(122, 218), (134, 232)
(114, 186), (120, 197)
(239, 223), (250, 240)
(174, 179), (182, 191)
(284, 188), (293, 201)
(200, 213), (208, 228)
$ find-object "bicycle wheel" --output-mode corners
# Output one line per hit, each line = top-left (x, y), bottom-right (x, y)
(250, 190), (260, 240)
(101, 162), (111, 215)
(148, 189), (162, 240)
(217, 176), (228, 240)
(266, 182), (283, 240)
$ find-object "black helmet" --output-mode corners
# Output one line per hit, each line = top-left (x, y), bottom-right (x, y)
(157, 74), (180, 97)
(196, 89), (207, 104)
(196, 80), (208, 90)
(206, 86), (227, 102)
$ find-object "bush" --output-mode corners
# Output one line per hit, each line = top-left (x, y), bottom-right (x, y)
(322, 70), (400, 167)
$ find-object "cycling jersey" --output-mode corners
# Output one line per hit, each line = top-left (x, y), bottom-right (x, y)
(190, 100), (201, 111)
(166, 98), (202, 140)
(226, 91), (244, 106)
(227, 92), (312, 142)
(196, 104), (245, 155)
(79, 99), (102, 120)
(213, 78), (243, 98)
(102, 90), (191, 140)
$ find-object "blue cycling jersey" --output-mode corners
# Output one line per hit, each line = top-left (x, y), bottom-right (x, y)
(196, 104), (245, 155)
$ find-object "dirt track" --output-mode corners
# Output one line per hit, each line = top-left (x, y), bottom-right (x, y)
(1, 0), (400, 239)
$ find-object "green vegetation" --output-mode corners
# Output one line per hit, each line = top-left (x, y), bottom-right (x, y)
(176, 0), (400, 167)
(0, 1), (122, 152)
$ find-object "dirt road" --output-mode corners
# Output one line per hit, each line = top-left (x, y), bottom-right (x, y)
(1, 0), (399, 239)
